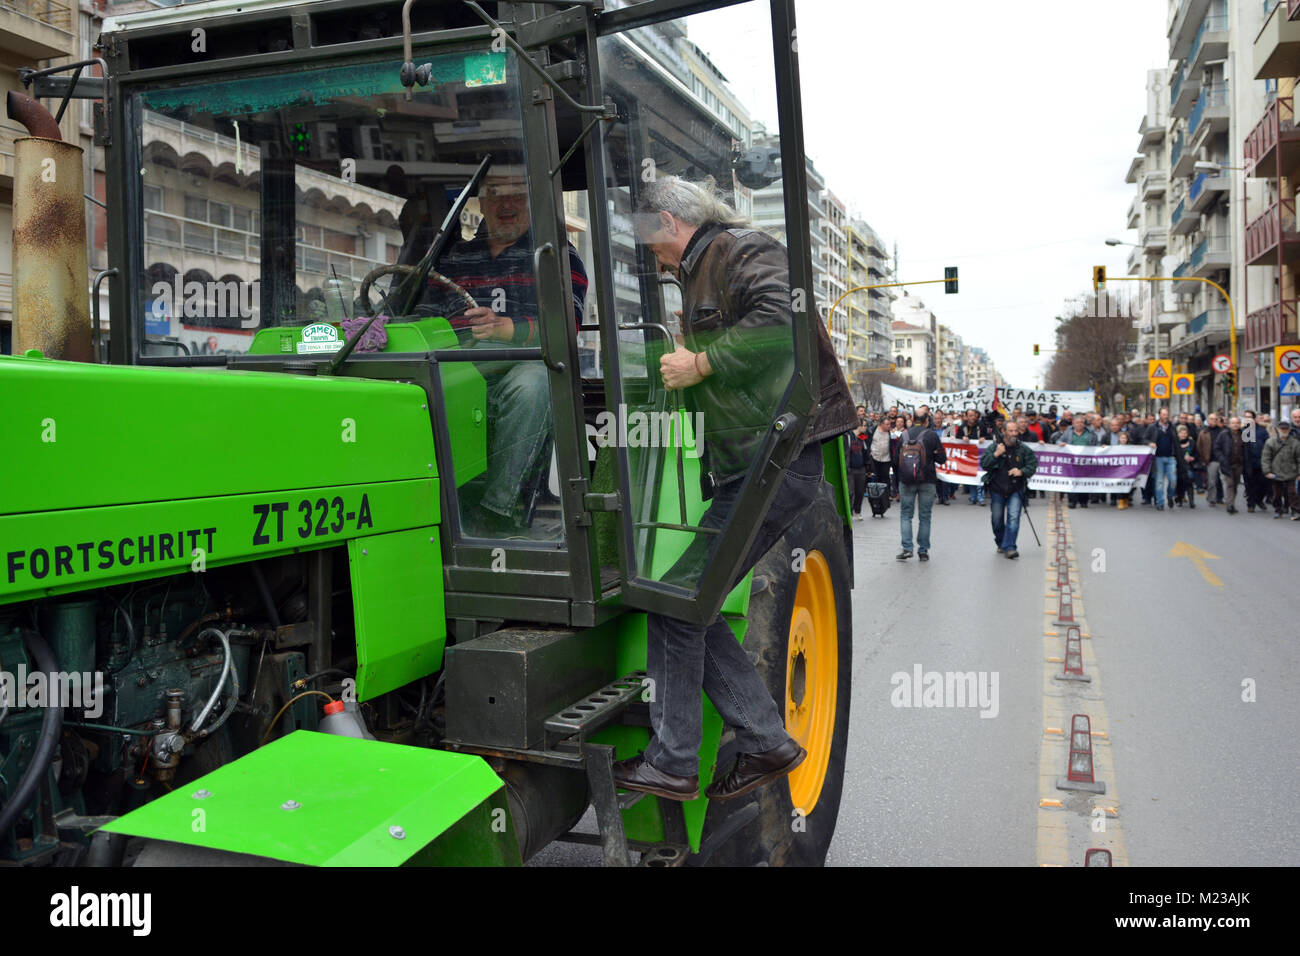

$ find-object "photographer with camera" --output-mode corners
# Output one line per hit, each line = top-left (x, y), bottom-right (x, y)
(980, 419), (1038, 559)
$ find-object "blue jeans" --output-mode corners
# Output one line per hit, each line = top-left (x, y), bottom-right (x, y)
(899, 481), (936, 553)
(968, 482), (985, 504)
(481, 360), (552, 521)
(989, 491), (1023, 550)
(642, 441), (823, 777)
(1154, 456), (1177, 507)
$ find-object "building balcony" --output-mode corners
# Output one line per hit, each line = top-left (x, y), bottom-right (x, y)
(1245, 198), (1300, 264)
(1188, 170), (1229, 212)
(1141, 168), (1168, 198)
(1189, 236), (1230, 276)
(1189, 87), (1230, 143)
(1141, 223), (1168, 251)
(1127, 196), (1141, 230)
(1245, 299), (1299, 351)
(1255, 0), (1300, 79)
(0, 0), (74, 59)
(1244, 95), (1300, 176)
(1171, 197), (1199, 235)
(1190, 14), (1229, 74)
(1180, 308), (1230, 350)
(1170, 0), (1212, 60)
(1125, 154), (1144, 184)
(1128, 245), (1143, 273)
(1172, 132), (1196, 178)
(1139, 115), (1165, 148)
(1171, 65), (1200, 118)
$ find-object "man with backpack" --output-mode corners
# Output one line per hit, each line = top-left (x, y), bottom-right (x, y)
(895, 405), (947, 561)
(980, 419), (1038, 559)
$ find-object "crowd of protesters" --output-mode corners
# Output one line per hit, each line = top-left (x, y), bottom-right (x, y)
(847, 403), (1300, 533)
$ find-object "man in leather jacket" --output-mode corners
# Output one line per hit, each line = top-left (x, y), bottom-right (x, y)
(611, 176), (857, 803)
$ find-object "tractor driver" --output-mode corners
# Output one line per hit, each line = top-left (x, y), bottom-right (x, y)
(418, 168), (589, 538)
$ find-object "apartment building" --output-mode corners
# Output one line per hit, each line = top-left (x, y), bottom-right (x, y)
(1159, 0), (1270, 411)
(1123, 69), (1174, 396)
(1242, 0), (1300, 414)
(964, 345), (998, 389)
(846, 218), (895, 374)
(892, 293), (937, 391)
(936, 323), (964, 391)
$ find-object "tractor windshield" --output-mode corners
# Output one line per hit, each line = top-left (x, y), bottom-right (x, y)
(131, 48), (532, 357)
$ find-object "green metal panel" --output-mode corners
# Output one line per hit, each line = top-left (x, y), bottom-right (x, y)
(822, 437), (851, 522)
(348, 527), (446, 701)
(1, 352), (436, 516)
(247, 317), (488, 484)
(0, 479), (436, 604)
(100, 731), (518, 866)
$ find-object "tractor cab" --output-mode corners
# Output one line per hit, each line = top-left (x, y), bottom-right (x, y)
(102, 0), (819, 629)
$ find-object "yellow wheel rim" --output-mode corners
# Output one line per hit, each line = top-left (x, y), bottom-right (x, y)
(783, 549), (838, 815)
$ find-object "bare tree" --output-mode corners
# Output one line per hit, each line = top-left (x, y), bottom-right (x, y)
(854, 368), (915, 411)
(1045, 291), (1139, 413)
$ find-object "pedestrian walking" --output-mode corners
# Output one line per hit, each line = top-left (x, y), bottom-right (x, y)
(1262, 419), (1300, 519)
(957, 409), (987, 504)
(1198, 413), (1224, 505)
(1174, 423), (1196, 508)
(1214, 416), (1246, 514)
(980, 419), (1037, 559)
(847, 421), (870, 519)
(1149, 407), (1179, 511)
(896, 405), (946, 562)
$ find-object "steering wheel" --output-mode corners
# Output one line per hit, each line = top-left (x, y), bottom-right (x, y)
(357, 263), (478, 317)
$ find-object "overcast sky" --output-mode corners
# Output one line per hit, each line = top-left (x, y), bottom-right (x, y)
(688, 0), (1169, 388)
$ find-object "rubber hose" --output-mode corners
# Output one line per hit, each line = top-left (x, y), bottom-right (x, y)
(0, 630), (64, 836)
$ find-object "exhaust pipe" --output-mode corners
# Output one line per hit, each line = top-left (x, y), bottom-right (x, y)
(7, 91), (91, 362)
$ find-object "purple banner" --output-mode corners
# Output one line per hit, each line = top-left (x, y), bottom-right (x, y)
(937, 440), (1154, 493)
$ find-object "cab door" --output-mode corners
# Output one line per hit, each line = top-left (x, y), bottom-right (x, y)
(588, 0), (819, 625)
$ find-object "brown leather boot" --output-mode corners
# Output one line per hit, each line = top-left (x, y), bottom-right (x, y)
(611, 755), (699, 801)
(705, 738), (806, 801)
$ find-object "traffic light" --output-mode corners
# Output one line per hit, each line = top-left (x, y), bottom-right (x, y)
(1093, 265), (1106, 291)
(1223, 370), (1236, 395)
(1033, 344), (1040, 356)
(944, 266), (958, 294)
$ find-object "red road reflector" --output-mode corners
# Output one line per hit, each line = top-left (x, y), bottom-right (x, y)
(1054, 626), (1092, 683)
(1085, 848), (1112, 867)
(1054, 587), (1076, 625)
(1057, 713), (1106, 793)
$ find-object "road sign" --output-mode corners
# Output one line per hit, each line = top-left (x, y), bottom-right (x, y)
(1149, 379), (1170, 399)
(1275, 345), (1300, 377)
(1211, 353), (1232, 374)
(1148, 359), (1172, 379)
(1172, 373), (1194, 395)
(1281, 372), (1300, 397)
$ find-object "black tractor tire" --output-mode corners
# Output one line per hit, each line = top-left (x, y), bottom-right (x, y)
(698, 483), (852, 866)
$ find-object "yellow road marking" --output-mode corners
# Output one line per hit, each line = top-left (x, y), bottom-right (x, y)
(1166, 541), (1224, 588)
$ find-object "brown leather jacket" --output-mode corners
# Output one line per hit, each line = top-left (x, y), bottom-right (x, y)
(679, 223), (857, 490)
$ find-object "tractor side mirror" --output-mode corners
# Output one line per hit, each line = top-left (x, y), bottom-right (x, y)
(732, 146), (782, 190)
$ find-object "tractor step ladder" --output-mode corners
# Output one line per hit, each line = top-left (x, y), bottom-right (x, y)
(545, 671), (690, 867)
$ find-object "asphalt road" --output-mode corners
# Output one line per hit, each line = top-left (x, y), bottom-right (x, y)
(532, 487), (1300, 866)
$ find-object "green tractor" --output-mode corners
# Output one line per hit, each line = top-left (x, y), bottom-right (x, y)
(1, 0), (853, 867)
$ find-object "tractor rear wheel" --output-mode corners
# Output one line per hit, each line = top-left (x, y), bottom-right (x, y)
(700, 483), (852, 866)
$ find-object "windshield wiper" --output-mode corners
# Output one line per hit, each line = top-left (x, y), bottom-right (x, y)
(324, 154), (493, 374)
